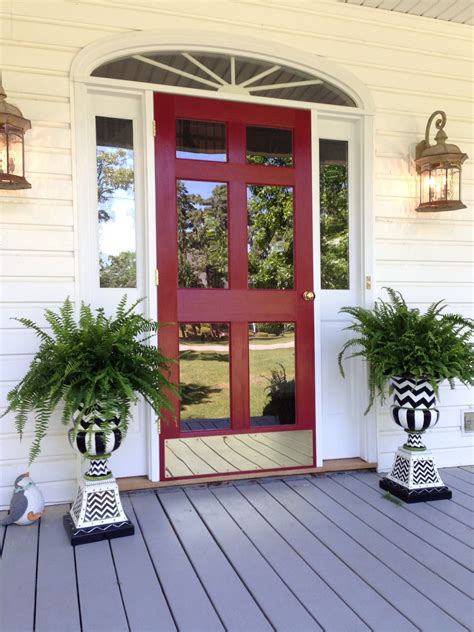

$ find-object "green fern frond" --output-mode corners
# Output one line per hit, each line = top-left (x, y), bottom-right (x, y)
(339, 288), (474, 413)
(1, 295), (176, 461)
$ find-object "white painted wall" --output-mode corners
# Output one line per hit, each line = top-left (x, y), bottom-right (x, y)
(0, 0), (472, 505)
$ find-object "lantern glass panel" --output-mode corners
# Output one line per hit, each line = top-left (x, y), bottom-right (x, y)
(447, 167), (460, 201)
(7, 132), (23, 177)
(420, 169), (430, 204)
(430, 167), (447, 202)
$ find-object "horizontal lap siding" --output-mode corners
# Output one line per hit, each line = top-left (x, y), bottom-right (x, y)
(0, 7), (90, 507)
(0, 1), (472, 507)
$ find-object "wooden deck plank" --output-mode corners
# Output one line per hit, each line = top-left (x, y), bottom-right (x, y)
(110, 495), (177, 632)
(159, 488), (273, 631)
(75, 539), (129, 632)
(263, 478), (461, 632)
(442, 467), (474, 483)
(186, 486), (321, 631)
(129, 491), (224, 631)
(369, 471), (473, 544)
(1, 467), (473, 632)
(359, 470), (473, 527)
(312, 474), (474, 605)
(398, 493), (473, 544)
(35, 505), (81, 632)
(441, 471), (474, 497)
(424, 496), (474, 528)
(236, 481), (414, 631)
(0, 521), (38, 632)
(353, 472), (473, 569)
(302, 476), (472, 630)
(338, 474), (473, 593)
(446, 487), (474, 510)
(212, 484), (369, 631)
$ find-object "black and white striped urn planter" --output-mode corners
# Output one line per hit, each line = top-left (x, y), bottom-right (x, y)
(63, 412), (134, 545)
(379, 377), (452, 503)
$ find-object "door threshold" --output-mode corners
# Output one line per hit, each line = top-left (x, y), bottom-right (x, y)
(118, 457), (376, 491)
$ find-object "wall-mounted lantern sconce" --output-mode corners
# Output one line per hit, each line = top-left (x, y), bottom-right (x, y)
(0, 75), (31, 190)
(415, 110), (468, 212)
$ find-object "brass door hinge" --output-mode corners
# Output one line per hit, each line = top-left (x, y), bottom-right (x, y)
(155, 269), (159, 286)
(153, 120), (156, 137)
(365, 275), (372, 290)
(156, 417), (161, 434)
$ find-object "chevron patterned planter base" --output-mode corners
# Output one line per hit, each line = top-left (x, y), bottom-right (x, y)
(66, 474), (134, 545)
(380, 442), (452, 503)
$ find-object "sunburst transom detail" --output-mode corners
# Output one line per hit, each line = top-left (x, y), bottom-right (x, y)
(92, 51), (356, 107)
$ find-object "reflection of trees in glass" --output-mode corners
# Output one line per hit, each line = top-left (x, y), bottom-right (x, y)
(248, 185), (293, 289)
(96, 148), (134, 222)
(247, 154), (292, 167)
(96, 146), (136, 288)
(177, 181), (228, 288)
(100, 251), (136, 288)
(320, 164), (349, 289)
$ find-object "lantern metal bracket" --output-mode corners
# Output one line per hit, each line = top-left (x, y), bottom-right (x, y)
(415, 110), (446, 163)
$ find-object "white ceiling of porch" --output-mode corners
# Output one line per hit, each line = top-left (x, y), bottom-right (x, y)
(338, 0), (473, 25)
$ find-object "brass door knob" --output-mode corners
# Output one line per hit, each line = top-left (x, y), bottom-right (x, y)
(302, 290), (315, 302)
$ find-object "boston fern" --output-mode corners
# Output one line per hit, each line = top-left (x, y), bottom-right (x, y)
(3, 296), (175, 463)
(338, 288), (474, 414)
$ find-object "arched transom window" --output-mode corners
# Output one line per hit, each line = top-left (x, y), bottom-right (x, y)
(92, 51), (356, 107)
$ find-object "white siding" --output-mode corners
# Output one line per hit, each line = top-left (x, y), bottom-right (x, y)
(0, 0), (472, 505)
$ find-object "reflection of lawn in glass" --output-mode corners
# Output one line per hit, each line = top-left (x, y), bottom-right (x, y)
(180, 338), (229, 347)
(249, 332), (294, 346)
(249, 346), (294, 419)
(179, 344), (294, 421)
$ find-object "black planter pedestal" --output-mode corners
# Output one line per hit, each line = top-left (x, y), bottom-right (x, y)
(64, 513), (134, 545)
(379, 476), (452, 503)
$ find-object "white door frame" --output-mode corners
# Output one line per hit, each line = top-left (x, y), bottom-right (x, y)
(72, 32), (377, 480)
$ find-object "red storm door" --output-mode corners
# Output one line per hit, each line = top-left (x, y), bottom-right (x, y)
(155, 93), (315, 481)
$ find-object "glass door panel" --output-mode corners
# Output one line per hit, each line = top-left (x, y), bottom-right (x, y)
(319, 139), (349, 290)
(247, 185), (294, 289)
(249, 323), (296, 427)
(176, 119), (227, 161)
(177, 180), (228, 288)
(179, 323), (230, 432)
(246, 126), (293, 166)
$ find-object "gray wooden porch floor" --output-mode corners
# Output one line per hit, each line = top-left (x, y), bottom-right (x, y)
(1, 468), (473, 632)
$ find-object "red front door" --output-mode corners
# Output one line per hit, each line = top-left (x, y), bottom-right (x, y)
(155, 93), (315, 480)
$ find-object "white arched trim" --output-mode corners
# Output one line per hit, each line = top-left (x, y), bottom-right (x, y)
(70, 29), (375, 114)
